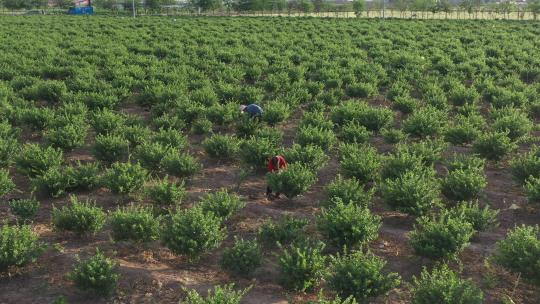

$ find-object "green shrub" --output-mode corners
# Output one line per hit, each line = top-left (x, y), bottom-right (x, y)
(0, 137), (19, 168)
(409, 211), (474, 259)
(110, 206), (160, 242)
(92, 109), (125, 135)
(31, 166), (75, 197)
(296, 125), (337, 151)
(307, 295), (357, 304)
(153, 128), (187, 150)
(473, 131), (516, 161)
(300, 111), (334, 130)
(345, 83), (375, 98)
(146, 177), (186, 209)
(441, 168), (487, 201)
(510, 145), (540, 183)
(191, 117), (213, 135)
(327, 251), (401, 303)
(16, 144), (63, 177)
(9, 198), (40, 223)
(44, 123), (88, 151)
(393, 95), (419, 114)
(262, 101), (290, 125)
(411, 264), (483, 304)
(448, 200), (499, 232)
(235, 115), (262, 138)
(399, 138), (448, 166)
(492, 107), (533, 140)
(446, 153), (485, 172)
(444, 119), (481, 145)
(381, 168), (440, 216)
(199, 189), (245, 220)
(525, 176), (540, 203)
(339, 121), (372, 144)
(93, 134), (129, 163)
(69, 249), (119, 296)
(492, 225), (540, 282)
(22, 106), (54, 130)
(449, 85), (480, 106)
(331, 101), (393, 131)
(258, 216), (308, 247)
(69, 161), (101, 191)
(239, 137), (277, 170)
(318, 198), (381, 248)
(266, 163), (317, 199)
(203, 134), (240, 160)
(0, 168), (15, 197)
(161, 151), (201, 177)
(183, 284), (250, 304)
(102, 162), (148, 195)
(380, 150), (424, 180)
(339, 144), (381, 183)
(381, 128), (407, 144)
(221, 237), (262, 276)
(161, 206), (225, 259)
(278, 239), (327, 292)
(402, 106), (447, 138)
(118, 125), (152, 147)
(0, 224), (44, 272)
(52, 196), (106, 236)
(133, 142), (171, 171)
(325, 175), (373, 208)
(283, 144), (329, 171)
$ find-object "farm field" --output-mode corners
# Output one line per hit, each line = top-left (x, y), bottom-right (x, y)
(0, 16), (540, 304)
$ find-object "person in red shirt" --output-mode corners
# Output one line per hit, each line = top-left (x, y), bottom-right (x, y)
(266, 155), (288, 199)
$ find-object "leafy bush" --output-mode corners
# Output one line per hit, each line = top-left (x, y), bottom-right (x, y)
(221, 237), (262, 276)
(93, 134), (129, 163)
(69, 161), (101, 191)
(399, 138), (447, 166)
(327, 251), (401, 303)
(133, 142), (171, 171)
(393, 95), (419, 114)
(9, 198), (40, 223)
(191, 117), (213, 135)
(266, 163), (317, 199)
(339, 144), (381, 183)
(0, 168), (15, 197)
(31, 166), (75, 197)
(153, 128), (188, 150)
(409, 211), (475, 259)
(444, 118), (481, 145)
(325, 175), (373, 208)
(91, 109), (125, 135)
(0, 137), (18, 168)
(380, 149), (424, 180)
(448, 200), (499, 232)
(307, 295), (357, 304)
(102, 162), (148, 195)
(52, 196), (106, 236)
(146, 177), (186, 209)
(411, 264), (483, 304)
(441, 168), (487, 201)
(278, 239), (327, 292)
(283, 144), (329, 171)
(472, 131), (516, 161)
(345, 82), (375, 98)
(492, 225), (540, 282)
(381, 168), (440, 216)
(235, 115), (262, 138)
(339, 121), (372, 144)
(448, 85), (480, 106)
(446, 153), (485, 172)
(16, 144), (63, 177)
(258, 216), (308, 247)
(300, 111), (334, 130)
(161, 206), (226, 259)
(525, 176), (540, 203)
(296, 125), (337, 151)
(262, 101), (290, 125)
(110, 206), (160, 242)
(318, 198), (381, 248)
(331, 101), (393, 131)
(510, 145), (540, 183)
(203, 134), (240, 160)
(69, 249), (120, 296)
(199, 189), (245, 220)
(44, 123), (88, 151)
(402, 106), (447, 138)
(381, 128), (407, 144)
(0, 224), (44, 272)
(492, 107), (533, 140)
(117, 125), (152, 147)
(239, 137), (277, 170)
(183, 284), (251, 304)
(161, 151), (201, 177)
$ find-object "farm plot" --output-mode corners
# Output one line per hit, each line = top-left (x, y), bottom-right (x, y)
(0, 16), (540, 304)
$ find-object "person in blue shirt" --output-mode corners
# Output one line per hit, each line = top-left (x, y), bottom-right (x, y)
(240, 104), (263, 118)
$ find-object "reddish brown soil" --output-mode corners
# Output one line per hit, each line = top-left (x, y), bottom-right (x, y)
(0, 103), (539, 304)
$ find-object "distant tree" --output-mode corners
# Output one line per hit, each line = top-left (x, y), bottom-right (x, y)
(297, 0), (312, 14)
(499, 0), (514, 19)
(3, 0), (32, 9)
(529, 0), (540, 20)
(191, 0), (222, 11)
(393, 0), (408, 17)
(352, 0), (365, 16)
(437, 0), (452, 18)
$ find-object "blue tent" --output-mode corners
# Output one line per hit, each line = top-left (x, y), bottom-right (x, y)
(68, 6), (94, 15)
